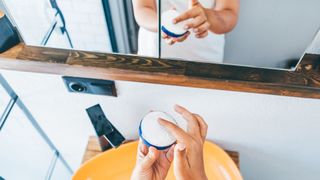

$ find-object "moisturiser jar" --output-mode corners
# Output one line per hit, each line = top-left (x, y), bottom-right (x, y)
(161, 9), (188, 38)
(139, 111), (177, 150)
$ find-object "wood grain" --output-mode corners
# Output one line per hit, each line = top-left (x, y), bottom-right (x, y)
(0, 44), (24, 59)
(0, 44), (320, 99)
(82, 136), (240, 169)
(68, 51), (186, 74)
(17, 46), (70, 64)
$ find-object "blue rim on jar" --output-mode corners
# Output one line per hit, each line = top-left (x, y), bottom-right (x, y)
(161, 25), (188, 38)
(139, 111), (177, 150)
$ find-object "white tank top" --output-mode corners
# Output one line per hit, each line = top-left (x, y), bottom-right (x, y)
(138, 0), (225, 63)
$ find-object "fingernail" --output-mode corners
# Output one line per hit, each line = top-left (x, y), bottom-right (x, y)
(173, 19), (177, 24)
(177, 143), (186, 151)
(149, 147), (156, 156)
(158, 118), (164, 124)
(184, 25), (189, 30)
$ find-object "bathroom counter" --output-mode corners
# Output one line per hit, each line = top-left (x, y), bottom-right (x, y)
(82, 136), (240, 168)
(1, 44), (320, 99)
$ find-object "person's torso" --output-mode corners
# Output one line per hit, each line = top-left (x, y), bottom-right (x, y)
(138, 0), (225, 63)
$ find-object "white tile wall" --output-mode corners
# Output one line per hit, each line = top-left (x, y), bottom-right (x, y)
(2, 0), (112, 52)
(57, 0), (112, 52)
(2, 0), (54, 44)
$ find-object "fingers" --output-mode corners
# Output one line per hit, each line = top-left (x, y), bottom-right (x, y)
(174, 105), (201, 137)
(141, 146), (159, 170)
(138, 139), (148, 156)
(165, 38), (175, 45)
(173, 143), (189, 177)
(162, 32), (169, 39)
(185, 15), (207, 30)
(174, 31), (190, 43)
(193, 114), (208, 140)
(163, 31), (190, 45)
(193, 22), (210, 35)
(196, 31), (208, 39)
(158, 118), (189, 143)
(165, 144), (175, 162)
(173, 8), (199, 24)
(171, 3), (210, 40)
(158, 105), (207, 145)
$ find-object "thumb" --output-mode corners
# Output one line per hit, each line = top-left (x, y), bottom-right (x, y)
(140, 146), (159, 170)
(174, 143), (189, 175)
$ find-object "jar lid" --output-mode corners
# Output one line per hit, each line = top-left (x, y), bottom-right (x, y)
(161, 10), (188, 38)
(139, 111), (177, 150)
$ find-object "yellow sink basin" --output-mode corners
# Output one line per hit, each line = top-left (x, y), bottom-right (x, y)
(73, 141), (243, 180)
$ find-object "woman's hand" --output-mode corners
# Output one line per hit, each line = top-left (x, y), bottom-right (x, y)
(173, 0), (211, 39)
(162, 31), (191, 45)
(162, 0), (210, 45)
(131, 140), (174, 180)
(159, 105), (208, 180)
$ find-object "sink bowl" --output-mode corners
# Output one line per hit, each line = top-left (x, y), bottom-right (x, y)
(73, 141), (243, 180)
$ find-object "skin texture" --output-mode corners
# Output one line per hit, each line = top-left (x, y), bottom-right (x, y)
(132, 0), (158, 32)
(132, 0), (239, 45)
(131, 140), (175, 180)
(131, 105), (208, 180)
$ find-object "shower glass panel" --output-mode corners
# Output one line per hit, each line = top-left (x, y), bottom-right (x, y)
(0, 82), (10, 117)
(50, 157), (73, 180)
(0, 106), (54, 180)
(1, 0), (73, 48)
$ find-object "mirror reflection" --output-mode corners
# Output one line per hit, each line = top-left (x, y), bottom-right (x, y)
(0, 0), (149, 56)
(160, 0), (320, 69)
(1, 0), (320, 70)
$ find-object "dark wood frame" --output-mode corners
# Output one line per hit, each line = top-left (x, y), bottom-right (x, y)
(0, 44), (320, 99)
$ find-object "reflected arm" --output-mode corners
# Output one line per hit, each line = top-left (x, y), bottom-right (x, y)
(206, 0), (240, 34)
(132, 0), (158, 32)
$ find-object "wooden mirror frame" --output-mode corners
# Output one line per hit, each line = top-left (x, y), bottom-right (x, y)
(0, 42), (319, 99)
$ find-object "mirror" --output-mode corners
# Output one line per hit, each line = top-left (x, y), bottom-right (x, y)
(1, 0), (320, 70)
(0, 0), (159, 58)
(159, 0), (320, 70)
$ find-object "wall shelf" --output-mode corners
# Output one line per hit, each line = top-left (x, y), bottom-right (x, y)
(0, 44), (320, 99)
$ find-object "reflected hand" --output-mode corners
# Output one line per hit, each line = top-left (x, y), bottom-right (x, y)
(174, 0), (211, 39)
(131, 139), (174, 180)
(159, 105), (208, 180)
(162, 31), (191, 45)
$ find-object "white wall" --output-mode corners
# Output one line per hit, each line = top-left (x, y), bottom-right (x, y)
(57, 0), (112, 52)
(1, 0), (55, 44)
(224, 0), (320, 68)
(1, 69), (320, 180)
(1, 0), (111, 52)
